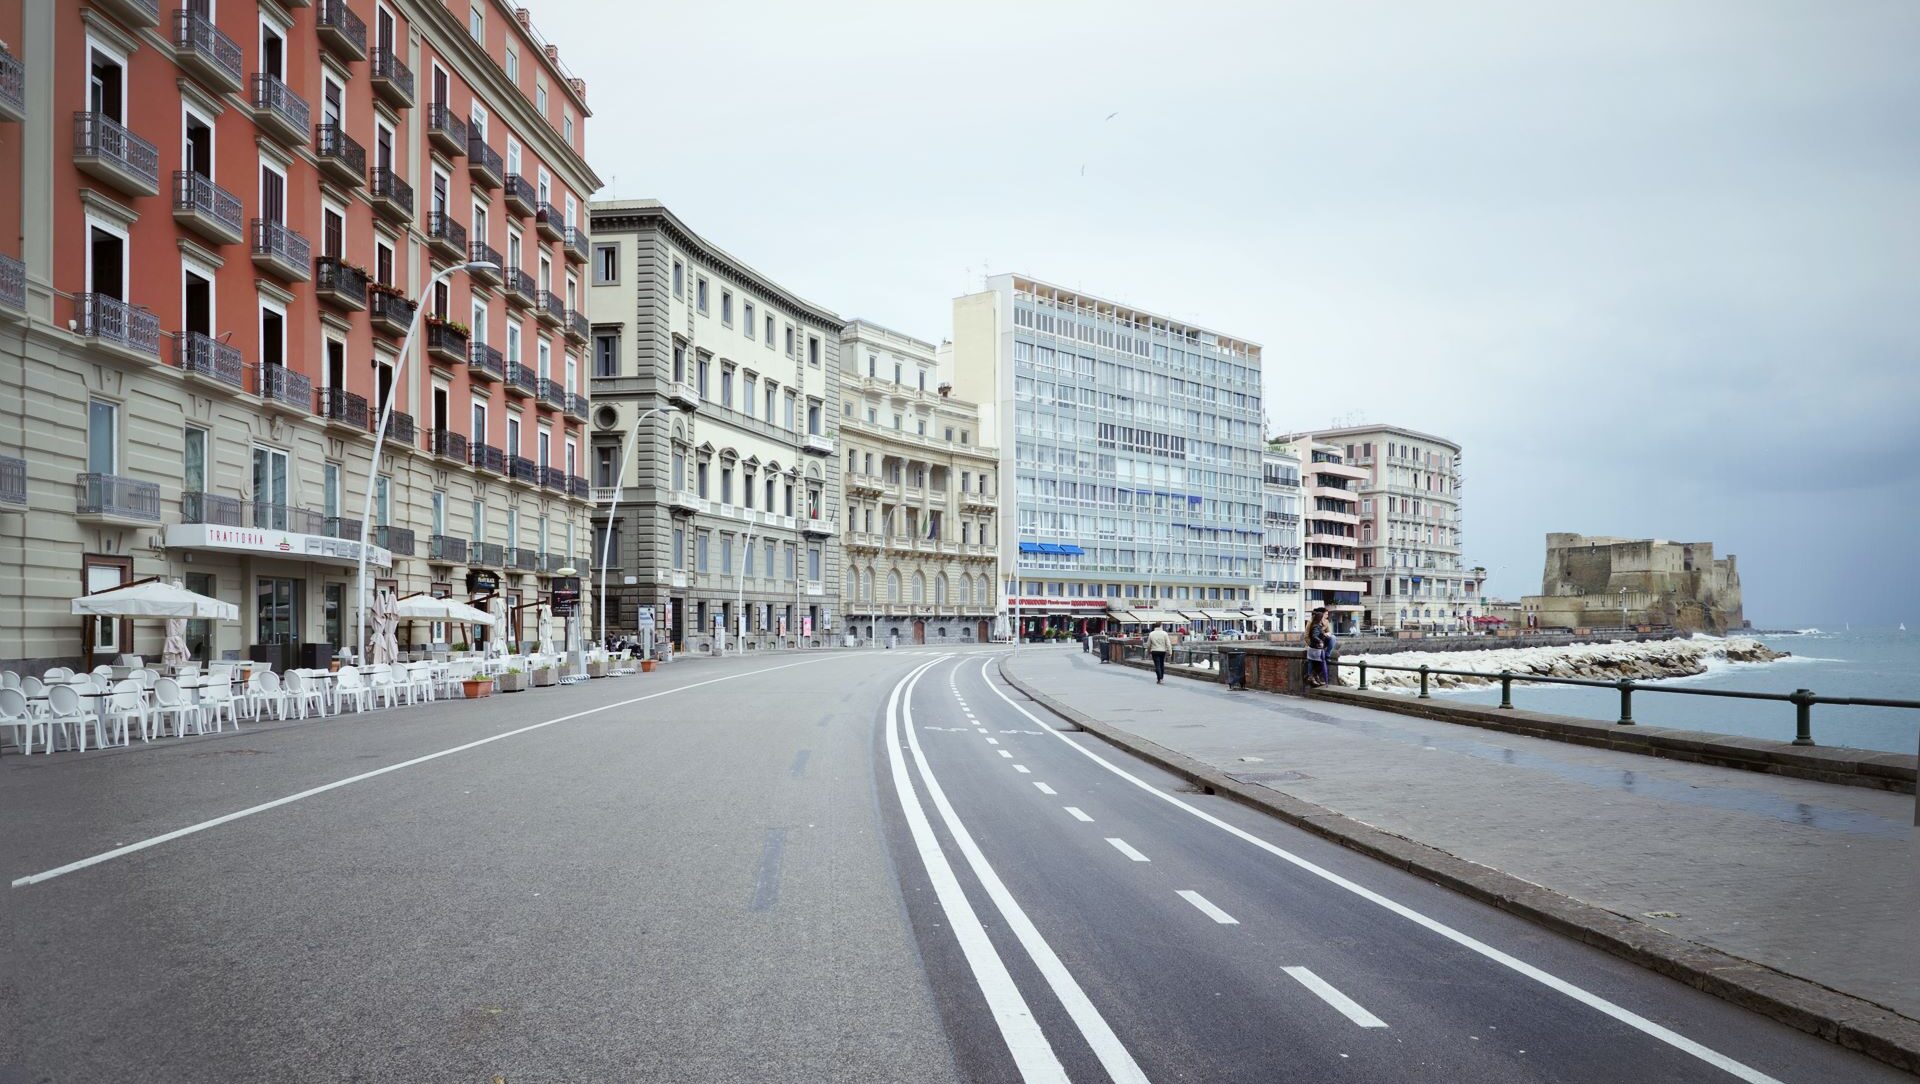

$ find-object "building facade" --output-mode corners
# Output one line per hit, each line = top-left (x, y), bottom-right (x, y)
(1257, 448), (1303, 632)
(950, 274), (1264, 637)
(1522, 533), (1743, 634)
(1269, 435), (1367, 633)
(586, 200), (842, 654)
(835, 320), (999, 645)
(0, 0), (599, 671)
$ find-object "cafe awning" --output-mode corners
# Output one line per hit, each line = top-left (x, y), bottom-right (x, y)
(71, 578), (238, 620)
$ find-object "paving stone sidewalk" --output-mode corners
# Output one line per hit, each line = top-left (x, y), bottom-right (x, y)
(1004, 647), (1920, 1022)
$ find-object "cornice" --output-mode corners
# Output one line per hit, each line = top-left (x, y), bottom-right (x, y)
(177, 78), (226, 119)
(590, 202), (844, 332)
(177, 238), (225, 270)
(80, 11), (141, 55)
(79, 189), (139, 230)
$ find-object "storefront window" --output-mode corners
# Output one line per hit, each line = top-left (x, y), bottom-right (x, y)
(185, 572), (216, 660)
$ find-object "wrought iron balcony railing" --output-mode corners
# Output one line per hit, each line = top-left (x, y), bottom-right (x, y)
(175, 331), (245, 388)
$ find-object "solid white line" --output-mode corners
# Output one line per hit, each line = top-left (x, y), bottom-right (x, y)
(1034, 782), (1057, 795)
(14, 659), (826, 889)
(1064, 806), (1094, 822)
(1176, 890), (1239, 925)
(886, 658), (1069, 1081)
(1106, 838), (1150, 862)
(978, 660), (1785, 1084)
(1013, 765), (1031, 774)
(1284, 967), (1386, 1027)
(997, 749), (1014, 759)
(908, 660), (1151, 1084)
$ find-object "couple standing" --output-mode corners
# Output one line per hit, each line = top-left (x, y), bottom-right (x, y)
(1305, 607), (1338, 686)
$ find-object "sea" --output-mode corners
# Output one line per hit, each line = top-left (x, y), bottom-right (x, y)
(1434, 627), (1919, 754)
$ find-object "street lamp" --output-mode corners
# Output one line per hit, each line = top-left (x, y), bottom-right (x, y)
(598, 405), (672, 648)
(355, 258), (498, 666)
(869, 504), (898, 649)
(735, 525), (756, 656)
(554, 565), (585, 679)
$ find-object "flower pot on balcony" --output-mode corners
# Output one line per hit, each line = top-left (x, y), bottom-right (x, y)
(461, 677), (493, 698)
(497, 670), (527, 693)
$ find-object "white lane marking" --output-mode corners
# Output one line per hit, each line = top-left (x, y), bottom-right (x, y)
(885, 658), (1069, 1081)
(979, 660), (1786, 1084)
(15, 659), (827, 889)
(1065, 807), (1094, 822)
(1013, 765), (1032, 774)
(1034, 782), (1057, 795)
(986, 737), (1000, 745)
(908, 660), (1152, 1084)
(1106, 838), (1150, 862)
(1177, 890), (1240, 925)
(997, 749), (1014, 759)
(1284, 967), (1387, 1028)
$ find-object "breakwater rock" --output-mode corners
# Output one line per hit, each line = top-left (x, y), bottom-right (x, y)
(1351, 637), (1787, 691)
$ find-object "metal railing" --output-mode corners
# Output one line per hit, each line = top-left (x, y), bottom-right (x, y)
(503, 267), (536, 304)
(536, 377), (567, 409)
(471, 541), (505, 567)
(1334, 659), (1920, 748)
(175, 331), (245, 388)
(426, 211), (466, 252)
(428, 534), (467, 563)
(426, 103), (466, 151)
(470, 443), (505, 474)
(507, 362), (537, 394)
(467, 136), (503, 184)
(508, 455), (538, 483)
(322, 515), (363, 540)
(469, 342), (505, 381)
(563, 225), (589, 262)
(425, 321), (469, 360)
(172, 170), (243, 238)
(257, 362), (311, 407)
(317, 387), (369, 428)
(252, 218), (311, 273)
(173, 8), (243, 86)
(503, 174), (536, 212)
(367, 287), (415, 330)
(314, 123), (365, 178)
(73, 112), (159, 190)
(568, 475), (590, 499)
(247, 501), (326, 534)
(315, 0), (366, 56)
(369, 168), (413, 216)
(369, 47), (413, 101)
(0, 47), (23, 120)
(536, 290), (566, 324)
(250, 73), (310, 138)
(0, 455), (24, 505)
(429, 428), (468, 461)
(373, 409), (415, 444)
(374, 525), (416, 556)
(508, 547), (538, 571)
(0, 253), (23, 312)
(77, 293), (161, 357)
(540, 465), (567, 490)
(314, 256), (368, 306)
(76, 473), (161, 521)
(566, 392), (589, 420)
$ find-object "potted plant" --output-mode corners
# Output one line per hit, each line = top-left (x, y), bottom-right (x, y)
(639, 655), (657, 674)
(587, 657), (609, 679)
(460, 673), (494, 698)
(497, 667), (527, 693)
(532, 664), (557, 687)
(452, 640), (469, 654)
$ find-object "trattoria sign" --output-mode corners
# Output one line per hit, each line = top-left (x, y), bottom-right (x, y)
(165, 524), (393, 570)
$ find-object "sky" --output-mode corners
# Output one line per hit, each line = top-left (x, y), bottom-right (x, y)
(529, 0), (1919, 627)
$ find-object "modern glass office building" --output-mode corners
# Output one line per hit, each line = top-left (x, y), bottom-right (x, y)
(950, 274), (1264, 636)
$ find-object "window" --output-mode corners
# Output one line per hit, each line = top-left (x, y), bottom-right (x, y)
(784, 325), (794, 357)
(469, 3), (483, 42)
(537, 338), (552, 381)
(697, 354), (710, 398)
(696, 459), (709, 497)
(764, 314), (774, 346)
(893, 362), (902, 384)
(672, 259), (684, 298)
(783, 392), (796, 430)
(672, 527), (685, 569)
(594, 445), (616, 488)
(672, 341), (686, 383)
(807, 546), (822, 582)
(566, 437), (578, 478)
(536, 82), (547, 116)
(695, 531), (709, 572)
(594, 332), (618, 377)
(505, 321), (522, 369)
(505, 413), (521, 456)
(594, 244), (618, 285)
(504, 46), (517, 83)
(183, 427), (207, 493)
(743, 374), (756, 418)
(807, 400), (822, 436)
(87, 399), (118, 475)
(743, 301), (755, 336)
(507, 228), (522, 274)
(563, 111), (574, 144)
(695, 276), (708, 313)
(807, 336), (821, 367)
(720, 289), (733, 326)
(721, 367), (733, 409)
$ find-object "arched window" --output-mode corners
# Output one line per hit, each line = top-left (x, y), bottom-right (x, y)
(935, 573), (948, 606)
(887, 570), (901, 602)
(864, 568), (875, 602)
(912, 572), (926, 603)
(850, 566), (863, 601)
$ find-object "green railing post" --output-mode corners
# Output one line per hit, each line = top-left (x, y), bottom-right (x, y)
(1616, 679), (1634, 725)
(1498, 670), (1514, 710)
(1418, 665), (1431, 699)
(1791, 689), (1815, 746)
(1357, 660), (1368, 690)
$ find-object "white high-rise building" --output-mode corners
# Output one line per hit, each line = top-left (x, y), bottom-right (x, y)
(1258, 449), (1304, 632)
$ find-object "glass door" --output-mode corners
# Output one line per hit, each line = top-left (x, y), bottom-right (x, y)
(256, 577), (301, 648)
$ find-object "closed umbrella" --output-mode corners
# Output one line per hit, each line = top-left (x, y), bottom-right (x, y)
(163, 617), (190, 665)
(538, 605), (555, 654)
(372, 587), (399, 664)
(489, 594), (509, 655)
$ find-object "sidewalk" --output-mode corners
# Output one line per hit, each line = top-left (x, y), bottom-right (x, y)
(1002, 648), (1919, 1050)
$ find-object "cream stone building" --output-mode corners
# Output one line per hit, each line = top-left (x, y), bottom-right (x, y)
(836, 320), (999, 645)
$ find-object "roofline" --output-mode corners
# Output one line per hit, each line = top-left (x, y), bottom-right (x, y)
(983, 272), (1262, 359)
(1281, 423), (1462, 451)
(588, 200), (843, 329)
(841, 318), (940, 355)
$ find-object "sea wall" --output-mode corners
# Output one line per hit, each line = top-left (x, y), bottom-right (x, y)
(1351, 637), (1785, 690)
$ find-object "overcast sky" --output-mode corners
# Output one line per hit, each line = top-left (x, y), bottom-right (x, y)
(534, 1), (1918, 626)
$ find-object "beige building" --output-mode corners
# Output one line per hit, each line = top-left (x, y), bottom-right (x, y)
(836, 320), (999, 645)
(1521, 533), (1744, 634)
(1268, 435), (1368, 633)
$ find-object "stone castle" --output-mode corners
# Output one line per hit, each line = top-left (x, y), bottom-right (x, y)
(1519, 533), (1745, 634)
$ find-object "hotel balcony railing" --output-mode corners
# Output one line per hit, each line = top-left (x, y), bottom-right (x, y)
(508, 547), (538, 571)
(425, 211), (466, 262)
(177, 491), (257, 527)
(75, 473), (161, 523)
(424, 321), (468, 365)
(368, 168), (413, 223)
(257, 363), (312, 411)
(568, 475), (590, 500)
(316, 0), (367, 61)
(0, 48), (18, 125)
(372, 409), (416, 445)
(562, 226), (589, 265)
(429, 428), (468, 462)
(565, 392), (589, 421)
(470, 542), (505, 568)
(539, 465), (567, 491)
(534, 202), (564, 241)
(467, 136), (503, 189)
(565, 310), (590, 343)
(427, 534), (467, 564)
(502, 268), (535, 308)
(174, 331), (245, 389)
(369, 47), (414, 108)
(313, 256), (369, 310)
(77, 294), (161, 360)
(322, 515), (364, 541)
(0, 456), (26, 506)
(467, 242), (502, 285)
(374, 525), (417, 556)
(469, 342), (506, 383)
(508, 456), (539, 484)
(0, 254), (23, 315)
(367, 288), (415, 337)
(317, 387), (369, 430)
(470, 442), (505, 474)
(426, 103), (466, 157)
(503, 174), (536, 217)
(541, 553), (568, 574)
(172, 8), (243, 94)
(314, 123), (365, 188)
(506, 363), (537, 397)
(535, 290), (565, 326)
(73, 112), (159, 197)
(537, 377), (567, 410)
(251, 218), (312, 282)
(250, 73), (310, 146)
(171, 170), (244, 246)
(97, 0), (160, 29)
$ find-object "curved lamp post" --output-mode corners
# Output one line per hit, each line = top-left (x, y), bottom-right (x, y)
(554, 565), (585, 679)
(598, 405), (672, 647)
(354, 259), (498, 665)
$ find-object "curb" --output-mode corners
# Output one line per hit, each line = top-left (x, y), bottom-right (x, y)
(997, 659), (1920, 1076)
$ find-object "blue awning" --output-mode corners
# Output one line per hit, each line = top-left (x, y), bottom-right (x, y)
(1019, 541), (1044, 554)
(1058, 544), (1086, 555)
(1020, 541), (1086, 556)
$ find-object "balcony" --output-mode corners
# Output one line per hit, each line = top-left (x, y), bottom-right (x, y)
(77, 294), (160, 363)
(666, 381), (699, 411)
(0, 48), (18, 125)
(467, 136), (502, 189)
(470, 443), (505, 474)
(665, 489), (699, 514)
(179, 491), (242, 525)
(322, 515), (364, 541)
(315, 0), (366, 61)
(535, 378), (567, 411)
(502, 268), (535, 308)
(76, 473), (161, 525)
(506, 363), (537, 398)
(172, 9), (244, 94)
(508, 547), (538, 571)
(73, 113), (160, 197)
(317, 387), (369, 430)
(802, 433), (835, 456)
(566, 392), (590, 421)
(540, 465), (567, 492)
(313, 257), (368, 311)
(471, 542), (505, 568)
(96, 0), (160, 30)
(565, 310), (590, 344)
(534, 202), (565, 241)
(367, 288), (415, 337)
(0, 255), (26, 318)
(503, 175), (536, 217)
(427, 534), (467, 565)
(541, 553), (567, 574)
(535, 290), (565, 327)
(429, 428), (468, 463)
(368, 168), (412, 223)
(468, 342), (505, 382)
(508, 456), (538, 485)
(314, 123), (365, 188)
(372, 409), (415, 446)
(257, 364), (311, 415)
(250, 74), (310, 146)
(174, 332), (245, 390)
(467, 242), (502, 285)
(568, 475), (591, 500)
(425, 212), (466, 262)
(563, 226), (589, 265)
(801, 516), (836, 539)
(425, 321), (468, 365)
(369, 48), (413, 108)
(374, 525), (416, 557)
(251, 219), (312, 282)
(426, 103), (466, 157)
(171, 170), (244, 246)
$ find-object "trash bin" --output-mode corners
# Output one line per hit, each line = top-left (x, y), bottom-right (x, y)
(1095, 635), (1110, 663)
(1224, 649), (1247, 689)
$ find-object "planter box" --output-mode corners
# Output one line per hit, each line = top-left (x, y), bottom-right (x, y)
(532, 668), (557, 687)
(461, 678), (493, 698)
(497, 671), (528, 693)
(587, 661), (608, 679)
(640, 659), (657, 673)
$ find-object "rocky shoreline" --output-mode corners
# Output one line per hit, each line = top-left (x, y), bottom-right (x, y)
(1351, 636), (1788, 691)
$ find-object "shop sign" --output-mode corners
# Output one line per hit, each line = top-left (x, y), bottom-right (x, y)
(165, 523), (392, 569)
(550, 576), (580, 616)
(467, 570), (500, 593)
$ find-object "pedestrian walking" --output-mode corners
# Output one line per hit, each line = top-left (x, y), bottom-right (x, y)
(1147, 623), (1173, 684)
(1306, 607), (1331, 687)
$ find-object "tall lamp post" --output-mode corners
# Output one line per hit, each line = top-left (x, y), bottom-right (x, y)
(868, 504), (898, 649)
(355, 258), (498, 665)
(735, 526), (756, 656)
(597, 406), (672, 648)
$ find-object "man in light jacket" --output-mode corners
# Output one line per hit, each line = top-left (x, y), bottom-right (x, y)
(1146, 623), (1173, 684)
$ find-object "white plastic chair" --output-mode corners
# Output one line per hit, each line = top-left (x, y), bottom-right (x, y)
(151, 677), (205, 738)
(401, 662), (435, 704)
(130, 668), (159, 691)
(365, 665), (406, 709)
(0, 671), (19, 691)
(199, 677), (239, 732)
(333, 666), (373, 713)
(42, 667), (72, 684)
(283, 671), (327, 720)
(245, 671), (290, 721)
(0, 688), (50, 754)
(102, 680), (151, 745)
(18, 675), (48, 718)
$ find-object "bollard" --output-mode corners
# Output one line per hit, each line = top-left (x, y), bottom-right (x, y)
(1357, 660), (1368, 690)
(1616, 679), (1634, 725)
(1791, 689), (1815, 747)
(1418, 665), (1431, 699)
(1498, 670), (1514, 710)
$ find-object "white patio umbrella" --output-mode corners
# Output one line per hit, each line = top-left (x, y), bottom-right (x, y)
(371, 587), (400, 664)
(72, 578), (238, 620)
(163, 617), (191, 666)
(489, 594), (509, 655)
(392, 594), (495, 624)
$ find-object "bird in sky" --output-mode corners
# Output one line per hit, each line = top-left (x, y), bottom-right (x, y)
(1106, 111), (1119, 120)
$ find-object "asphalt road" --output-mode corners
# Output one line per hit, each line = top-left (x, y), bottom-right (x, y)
(1, 646), (1906, 1082)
